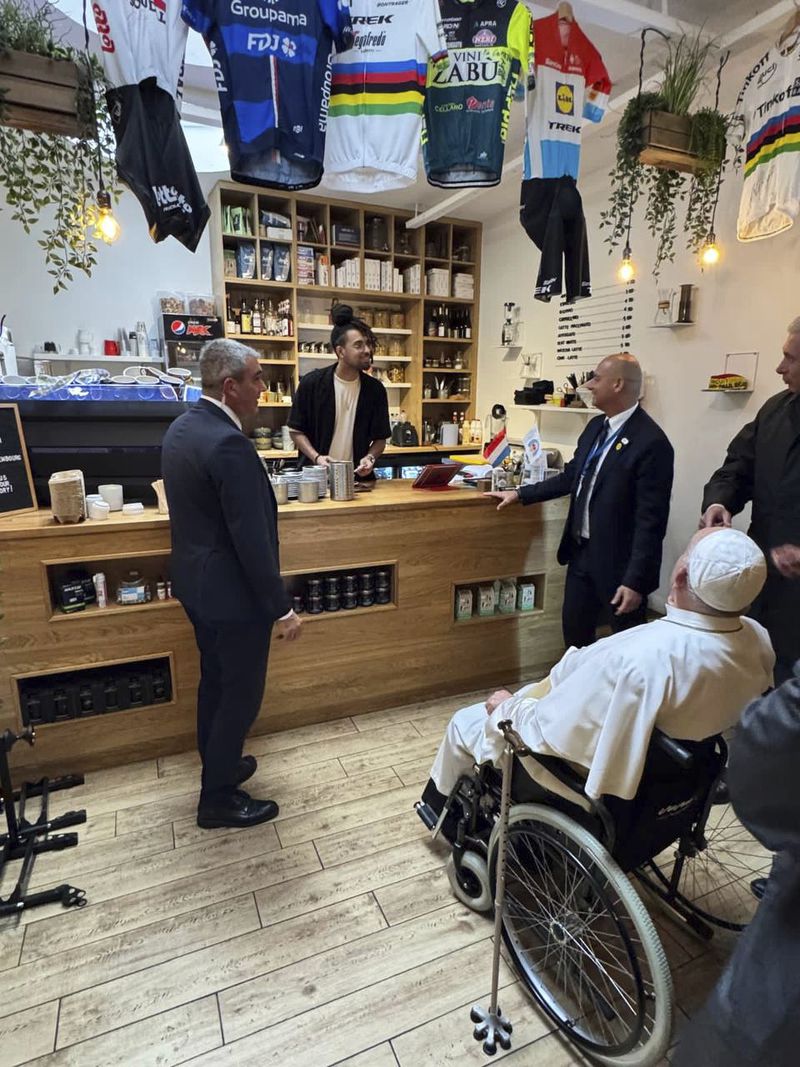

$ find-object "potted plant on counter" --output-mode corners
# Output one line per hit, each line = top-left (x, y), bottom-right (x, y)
(0, 0), (120, 292)
(601, 31), (729, 277)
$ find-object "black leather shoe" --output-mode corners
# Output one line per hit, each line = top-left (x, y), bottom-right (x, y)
(750, 877), (768, 901)
(235, 755), (257, 785)
(197, 790), (279, 829)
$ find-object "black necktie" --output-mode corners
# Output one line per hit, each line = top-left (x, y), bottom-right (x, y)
(570, 419), (610, 542)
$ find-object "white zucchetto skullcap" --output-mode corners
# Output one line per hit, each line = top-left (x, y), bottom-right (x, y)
(688, 528), (767, 613)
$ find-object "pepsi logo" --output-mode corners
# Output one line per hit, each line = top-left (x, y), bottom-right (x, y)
(170, 320), (186, 336)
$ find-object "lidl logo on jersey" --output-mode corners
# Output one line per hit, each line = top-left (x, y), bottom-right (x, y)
(473, 28), (497, 45)
(555, 82), (574, 115)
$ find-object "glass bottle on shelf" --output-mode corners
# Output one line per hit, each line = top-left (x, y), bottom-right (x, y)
(464, 307), (472, 339)
(266, 298), (277, 335)
(252, 299), (262, 335)
(240, 297), (252, 335)
(437, 306), (446, 338)
(225, 295), (236, 335)
(427, 309), (437, 337)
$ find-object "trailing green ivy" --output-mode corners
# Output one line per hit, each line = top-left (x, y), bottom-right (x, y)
(0, 0), (120, 293)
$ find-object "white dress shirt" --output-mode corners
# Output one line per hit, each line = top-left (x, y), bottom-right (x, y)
(200, 397), (294, 622)
(580, 401), (639, 539)
(201, 395), (242, 430)
(430, 604), (775, 801)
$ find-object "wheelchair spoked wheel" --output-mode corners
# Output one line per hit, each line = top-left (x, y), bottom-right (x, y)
(640, 802), (771, 933)
(489, 805), (672, 1067)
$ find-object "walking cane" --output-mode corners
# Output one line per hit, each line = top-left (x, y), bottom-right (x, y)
(470, 720), (519, 1055)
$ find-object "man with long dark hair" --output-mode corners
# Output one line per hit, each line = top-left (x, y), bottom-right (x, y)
(288, 304), (391, 478)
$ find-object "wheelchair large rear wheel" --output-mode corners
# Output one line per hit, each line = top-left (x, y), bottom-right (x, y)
(489, 805), (672, 1067)
(641, 801), (771, 932)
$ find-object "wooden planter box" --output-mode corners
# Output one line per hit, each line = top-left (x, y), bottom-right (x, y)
(639, 109), (701, 174)
(0, 50), (82, 137)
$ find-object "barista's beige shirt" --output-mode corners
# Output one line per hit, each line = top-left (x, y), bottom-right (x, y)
(328, 371), (361, 461)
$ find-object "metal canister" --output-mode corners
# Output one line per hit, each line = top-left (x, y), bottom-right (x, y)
(329, 459), (355, 501)
(343, 573), (358, 593)
(325, 575), (341, 596)
(324, 592), (340, 612)
(342, 591), (358, 610)
(307, 594), (323, 614)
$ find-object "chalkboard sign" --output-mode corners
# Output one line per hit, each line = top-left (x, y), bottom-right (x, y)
(0, 404), (37, 516)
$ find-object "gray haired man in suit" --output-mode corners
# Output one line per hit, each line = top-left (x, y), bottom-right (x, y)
(162, 340), (301, 829)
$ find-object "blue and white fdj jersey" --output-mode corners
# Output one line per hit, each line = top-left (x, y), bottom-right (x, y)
(182, 0), (353, 189)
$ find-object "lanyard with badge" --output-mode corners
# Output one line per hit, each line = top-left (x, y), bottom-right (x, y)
(576, 422), (625, 492)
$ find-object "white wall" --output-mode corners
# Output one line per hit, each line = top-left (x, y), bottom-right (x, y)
(0, 176), (219, 360)
(476, 163), (800, 604)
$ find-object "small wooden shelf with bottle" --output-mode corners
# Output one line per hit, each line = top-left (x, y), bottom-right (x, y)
(209, 181), (482, 447)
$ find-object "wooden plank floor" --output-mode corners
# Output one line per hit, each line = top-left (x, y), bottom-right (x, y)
(0, 690), (756, 1066)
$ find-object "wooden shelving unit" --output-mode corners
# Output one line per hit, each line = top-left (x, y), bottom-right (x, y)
(209, 182), (482, 449)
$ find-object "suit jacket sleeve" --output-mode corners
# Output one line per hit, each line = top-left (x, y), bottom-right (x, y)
(701, 415), (757, 515)
(209, 434), (290, 619)
(728, 676), (800, 857)
(621, 437), (674, 593)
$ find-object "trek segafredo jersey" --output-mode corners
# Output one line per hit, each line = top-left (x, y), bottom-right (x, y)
(324, 0), (447, 191)
(181, 0), (353, 190)
(734, 31), (800, 241)
(523, 12), (610, 181)
(422, 0), (533, 188)
(92, 0), (188, 100)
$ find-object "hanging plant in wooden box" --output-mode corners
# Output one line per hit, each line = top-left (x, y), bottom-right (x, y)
(600, 30), (730, 277)
(0, 0), (121, 292)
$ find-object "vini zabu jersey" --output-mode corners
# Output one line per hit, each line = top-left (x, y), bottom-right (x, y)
(422, 0), (532, 188)
(181, 0), (353, 190)
(324, 0), (448, 192)
(92, 0), (188, 101)
(734, 31), (800, 241)
(523, 12), (610, 181)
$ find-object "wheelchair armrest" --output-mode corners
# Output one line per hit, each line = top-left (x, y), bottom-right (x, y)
(650, 729), (696, 771)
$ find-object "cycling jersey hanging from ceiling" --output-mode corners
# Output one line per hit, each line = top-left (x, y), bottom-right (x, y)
(181, 0), (353, 190)
(733, 28), (800, 242)
(520, 10), (611, 305)
(92, 0), (210, 251)
(323, 0), (448, 193)
(422, 0), (533, 189)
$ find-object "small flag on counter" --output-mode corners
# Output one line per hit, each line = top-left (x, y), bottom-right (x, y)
(483, 428), (510, 467)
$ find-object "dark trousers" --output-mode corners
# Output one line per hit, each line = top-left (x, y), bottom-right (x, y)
(520, 176), (591, 304)
(186, 610), (271, 798)
(562, 544), (646, 649)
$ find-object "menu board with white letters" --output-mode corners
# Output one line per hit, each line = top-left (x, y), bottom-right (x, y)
(556, 281), (635, 364)
(0, 404), (37, 516)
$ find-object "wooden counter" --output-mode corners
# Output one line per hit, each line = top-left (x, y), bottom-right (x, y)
(0, 484), (568, 776)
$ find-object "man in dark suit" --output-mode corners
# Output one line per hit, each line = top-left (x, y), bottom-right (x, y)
(700, 318), (800, 684)
(486, 353), (674, 648)
(162, 339), (301, 829)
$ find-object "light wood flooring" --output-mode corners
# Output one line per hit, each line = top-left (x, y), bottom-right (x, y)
(0, 690), (759, 1066)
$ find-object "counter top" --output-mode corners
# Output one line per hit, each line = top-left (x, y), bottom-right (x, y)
(0, 481), (502, 540)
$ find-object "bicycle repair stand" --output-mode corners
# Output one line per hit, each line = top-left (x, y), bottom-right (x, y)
(0, 727), (87, 917)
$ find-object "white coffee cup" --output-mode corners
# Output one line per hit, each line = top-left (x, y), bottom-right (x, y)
(98, 484), (123, 511)
(88, 499), (110, 520)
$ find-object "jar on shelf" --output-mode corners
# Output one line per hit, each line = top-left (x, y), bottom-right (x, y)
(374, 309), (390, 329)
(374, 339), (387, 357)
(359, 308), (374, 327)
(388, 364), (404, 383)
(390, 311), (405, 329)
(388, 338), (404, 358)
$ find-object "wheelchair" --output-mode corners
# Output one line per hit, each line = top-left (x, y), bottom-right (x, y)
(416, 724), (771, 1066)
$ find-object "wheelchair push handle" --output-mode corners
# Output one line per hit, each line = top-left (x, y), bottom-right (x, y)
(497, 720), (532, 756)
(650, 729), (696, 771)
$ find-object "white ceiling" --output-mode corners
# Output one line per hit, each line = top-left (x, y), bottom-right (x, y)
(47, 0), (793, 220)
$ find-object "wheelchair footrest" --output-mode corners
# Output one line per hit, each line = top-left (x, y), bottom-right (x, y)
(414, 801), (439, 832)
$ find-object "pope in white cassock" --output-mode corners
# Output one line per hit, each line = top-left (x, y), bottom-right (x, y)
(427, 528), (775, 805)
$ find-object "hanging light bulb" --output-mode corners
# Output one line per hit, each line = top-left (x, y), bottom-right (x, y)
(617, 243), (636, 283)
(93, 189), (121, 244)
(700, 232), (720, 267)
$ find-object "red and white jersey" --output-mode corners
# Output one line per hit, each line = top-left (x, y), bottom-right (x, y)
(523, 13), (610, 181)
(91, 0), (187, 101)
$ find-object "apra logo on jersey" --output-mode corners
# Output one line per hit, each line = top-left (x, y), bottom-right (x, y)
(555, 81), (574, 115)
(472, 28), (497, 46)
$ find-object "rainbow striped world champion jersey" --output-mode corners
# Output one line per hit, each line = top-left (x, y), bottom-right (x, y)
(323, 0), (448, 191)
(734, 28), (800, 241)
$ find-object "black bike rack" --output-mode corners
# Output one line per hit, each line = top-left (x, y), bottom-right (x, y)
(0, 727), (87, 917)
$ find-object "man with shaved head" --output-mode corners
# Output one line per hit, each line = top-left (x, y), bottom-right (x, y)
(486, 352), (674, 648)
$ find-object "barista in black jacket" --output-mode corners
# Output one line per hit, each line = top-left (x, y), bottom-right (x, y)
(486, 353), (674, 648)
(162, 340), (301, 830)
(700, 319), (800, 683)
(289, 305), (391, 479)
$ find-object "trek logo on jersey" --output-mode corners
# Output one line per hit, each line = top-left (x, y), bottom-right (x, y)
(352, 14), (393, 22)
(555, 82), (574, 115)
(473, 28), (496, 46)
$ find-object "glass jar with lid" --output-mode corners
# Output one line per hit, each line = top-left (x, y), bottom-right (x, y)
(374, 309), (390, 329)
(359, 308), (374, 327)
(388, 338), (403, 358)
(390, 311), (405, 329)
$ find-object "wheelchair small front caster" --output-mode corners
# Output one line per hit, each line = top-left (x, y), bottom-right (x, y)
(470, 1003), (513, 1056)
